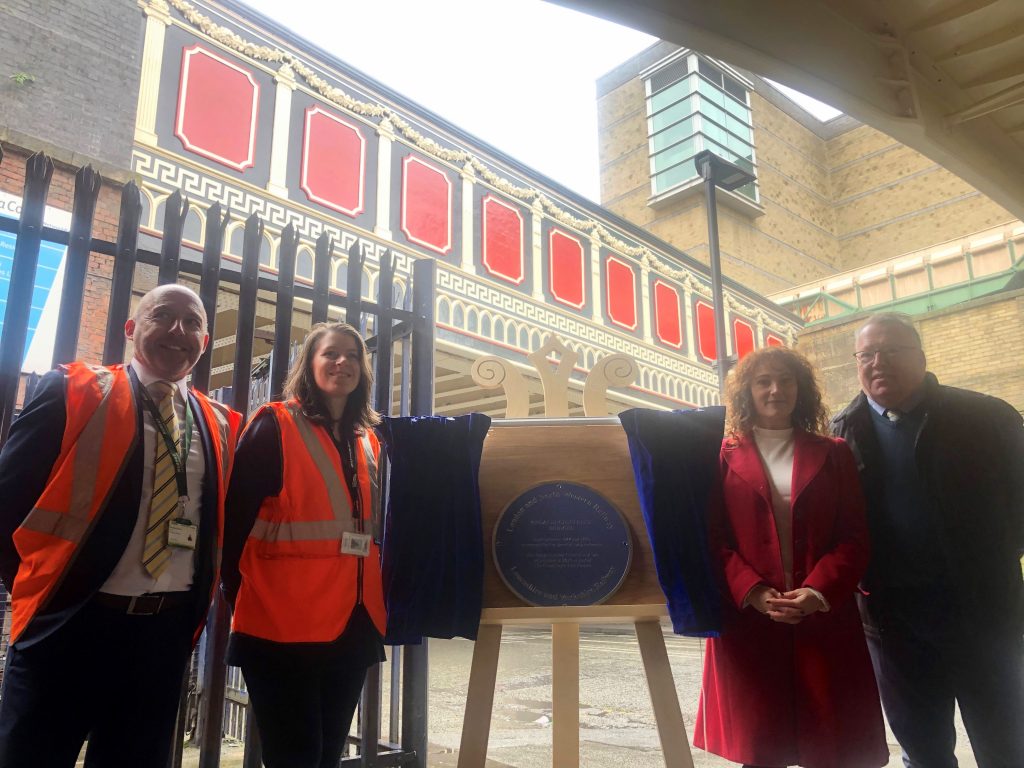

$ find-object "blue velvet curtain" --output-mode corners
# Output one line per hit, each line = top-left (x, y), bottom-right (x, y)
(619, 407), (725, 637)
(377, 414), (491, 644)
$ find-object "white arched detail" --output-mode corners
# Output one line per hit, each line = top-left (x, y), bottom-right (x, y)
(436, 295), (452, 325)
(362, 266), (373, 300)
(183, 206), (205, 246)
(140, 188), (158, 229)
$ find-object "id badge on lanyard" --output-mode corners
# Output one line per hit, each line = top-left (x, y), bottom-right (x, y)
(339, 436), (369, 557)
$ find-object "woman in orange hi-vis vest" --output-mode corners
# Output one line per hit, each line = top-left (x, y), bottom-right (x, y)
(222, 322), (384, 768)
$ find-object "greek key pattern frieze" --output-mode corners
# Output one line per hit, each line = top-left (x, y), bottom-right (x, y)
(132, 150), (413, 273)
(435, 267), (719, 390)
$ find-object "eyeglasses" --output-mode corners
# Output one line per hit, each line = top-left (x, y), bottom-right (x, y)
(852, 346), (920, 365)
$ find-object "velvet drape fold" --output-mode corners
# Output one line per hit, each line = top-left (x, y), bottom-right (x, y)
(619, 407), (724, 636)
(377, 414), (491, 644)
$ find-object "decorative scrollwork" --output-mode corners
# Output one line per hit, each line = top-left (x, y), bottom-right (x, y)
(470, 357), (530, 418)
(527, 336), (578, 418)
(583, 353), (638, 417)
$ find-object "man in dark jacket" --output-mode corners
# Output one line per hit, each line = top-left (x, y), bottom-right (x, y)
(830, 312), (1023, 768)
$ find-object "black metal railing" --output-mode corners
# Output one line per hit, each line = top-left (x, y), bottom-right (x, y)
(0, 148), (435, 768)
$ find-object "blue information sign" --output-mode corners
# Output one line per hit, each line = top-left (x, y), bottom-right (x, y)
(0, 225), (66, 363)
(493, 481), (633, 607)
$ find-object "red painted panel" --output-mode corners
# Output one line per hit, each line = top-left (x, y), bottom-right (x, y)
(175, 46), (259, 171)
(654, 281), (682, 348)
(605, 256), (637, 330)
(766, 333), (785, 347)
(549, 230), (585, 308)
(482, 195), (524, 284)
(734, 319), (755, 359)
(401, 156), (452, 254)
(301, 107), (365, 217)
(696, 300), (717, 361)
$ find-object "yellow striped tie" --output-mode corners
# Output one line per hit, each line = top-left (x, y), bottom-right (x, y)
(142, 381), (180, 578)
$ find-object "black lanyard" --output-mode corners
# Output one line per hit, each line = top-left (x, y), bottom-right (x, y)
(139, 383), (193, 499)
(343, 436), (363, 529)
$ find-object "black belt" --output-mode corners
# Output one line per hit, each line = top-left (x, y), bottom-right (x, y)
(93, 591), (193, 616)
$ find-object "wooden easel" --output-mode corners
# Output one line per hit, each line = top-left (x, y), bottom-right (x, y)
(457, 605), (694, 768)
(461, 420), (700, 768)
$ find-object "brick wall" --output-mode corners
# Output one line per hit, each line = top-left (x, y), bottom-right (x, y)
(597, 45), (1019, 296)
(0, 0), (143, 172)
(826, 126), (1016, 272)
(1, 144), (125, 364)
(597, 64), (841, 295)
(796, 289), (1024, 416)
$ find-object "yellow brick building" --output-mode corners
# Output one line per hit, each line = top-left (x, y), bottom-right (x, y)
(597, 42), (1024, 412)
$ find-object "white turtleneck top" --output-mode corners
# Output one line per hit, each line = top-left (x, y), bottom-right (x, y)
(753, 426), (795, 590)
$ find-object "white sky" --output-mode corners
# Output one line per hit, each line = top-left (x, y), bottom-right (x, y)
(241, 0), (842, 201)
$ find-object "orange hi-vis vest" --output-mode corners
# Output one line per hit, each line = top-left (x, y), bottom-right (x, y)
(232, 400), (385, 643)
(8, 362), (240, 645)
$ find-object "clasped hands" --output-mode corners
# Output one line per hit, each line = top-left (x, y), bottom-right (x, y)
(748, 585), (824, 624)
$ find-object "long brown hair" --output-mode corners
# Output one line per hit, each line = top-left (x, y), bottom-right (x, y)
(283, 322), (380, 433)
(724, 346), (828, 439)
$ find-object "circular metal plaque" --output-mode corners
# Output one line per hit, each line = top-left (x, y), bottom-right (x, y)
(492, 481), (633, 607)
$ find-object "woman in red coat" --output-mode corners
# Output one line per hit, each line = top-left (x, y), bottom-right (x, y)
(694, 346), (889, 768)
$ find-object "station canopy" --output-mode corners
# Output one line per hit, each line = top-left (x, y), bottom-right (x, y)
(556, 0), (1024, 221)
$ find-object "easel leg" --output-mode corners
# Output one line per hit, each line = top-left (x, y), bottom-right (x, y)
(551, 623), (580, 768)
(458, 624), (503, 768)
(635, 620), (694, 768)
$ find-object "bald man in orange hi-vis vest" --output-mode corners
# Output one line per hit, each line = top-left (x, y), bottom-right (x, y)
(0, 284), (241, 768)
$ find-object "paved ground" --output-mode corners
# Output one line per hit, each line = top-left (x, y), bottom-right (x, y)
(419, 623), (977, 768)
(93, 623), (979, 767)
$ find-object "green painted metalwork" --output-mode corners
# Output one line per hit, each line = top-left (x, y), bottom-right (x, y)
(778, 264), (1020, 326)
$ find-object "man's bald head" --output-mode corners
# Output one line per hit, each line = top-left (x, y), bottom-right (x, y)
(132, 284), (207, 329)
(125, 284), (209, 381)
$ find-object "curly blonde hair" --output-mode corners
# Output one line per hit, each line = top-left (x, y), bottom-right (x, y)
(724, 346), (828, 439)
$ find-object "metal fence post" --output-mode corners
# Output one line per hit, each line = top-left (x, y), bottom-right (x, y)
(402, 257), (435, 767)
(198, 213), (263, 768)
(102, 181), (142, 365)
(158, 191), (189, 286)
(0, 152), (53, 443)
(191, 203), (230, 393)
(52, 165), (101, 367)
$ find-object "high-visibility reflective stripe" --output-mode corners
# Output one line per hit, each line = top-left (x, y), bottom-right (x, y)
(284, 404), (353, 525)
(360, 433), (380, 539)
(17, 508), (91, 542)
(205, 398), (234, 479)
(20, 367), (133, 545)
(68, 397), (109, 518)
(250, 518), (355, 543)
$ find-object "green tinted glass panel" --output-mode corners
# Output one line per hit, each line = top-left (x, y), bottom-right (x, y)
(651, 95), (698, 132)
(652, 137), (696, 173)
(723, 95), (750, 121)
(651, 116), (696, 152)
(650, 76), (694, 113)
(653, 159), (698, 193)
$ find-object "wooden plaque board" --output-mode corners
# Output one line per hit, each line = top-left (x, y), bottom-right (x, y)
(478, 419), (667, 622)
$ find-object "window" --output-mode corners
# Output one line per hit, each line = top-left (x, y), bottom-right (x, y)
(645, 53), (759, 203)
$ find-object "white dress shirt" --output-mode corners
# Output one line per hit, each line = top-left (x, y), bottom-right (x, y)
(99, 359), (205, 596)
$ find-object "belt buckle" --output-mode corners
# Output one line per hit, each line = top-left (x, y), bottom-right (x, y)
(127, 595), (163, 615)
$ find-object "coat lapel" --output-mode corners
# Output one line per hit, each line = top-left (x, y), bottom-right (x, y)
(791, 430), (831, 505)
(721, 437), (772, 507)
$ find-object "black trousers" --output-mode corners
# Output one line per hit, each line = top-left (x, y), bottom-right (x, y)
(866, 605), (1024, 768)
(241, 655), (369, 768)
(0, 598), (195, 768)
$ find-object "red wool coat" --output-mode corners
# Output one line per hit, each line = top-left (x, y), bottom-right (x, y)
(694, 431), (889, 768)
